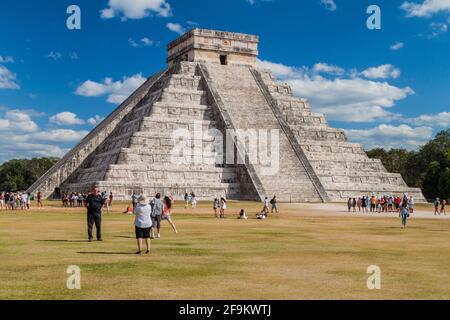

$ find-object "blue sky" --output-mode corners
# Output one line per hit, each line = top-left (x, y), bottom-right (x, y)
(0, 0), (449, 163)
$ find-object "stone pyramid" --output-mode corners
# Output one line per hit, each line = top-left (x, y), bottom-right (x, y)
(28, 29), (425, 202)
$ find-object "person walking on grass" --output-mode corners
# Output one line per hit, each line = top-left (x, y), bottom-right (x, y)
(184, 193), (189, 209)
(434, 198), (440, 215)
(213, 196), (220, 218)
(220, 196), (227, 218)
(263, 197), (270, 215)
(441, 199), (447, 216)
(37, 191), (43, 208)
(162, 195), (178, 235)
(401, 206), (409, 229)
(191, 192), (197, 209)
(108, 192), (114, 209)
(85, 187), (105, 242)
(134, 195), (152, 255)
(151, 193), (163, 239)
(271, 196), (279, 214)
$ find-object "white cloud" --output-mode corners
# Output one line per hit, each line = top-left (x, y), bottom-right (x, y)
(390, 42), (405, 50)
(75, 73), (146, 104)
(401, 0), (450, 18)
(28, 129), (89, 143)
(0, 65), (20, 89)
(312, 62), (344, 75)
(167, 22), (185, 34)
(100, 0), (172, 20)
(320, 0), (337, 11)
(405, 111), (450, 127)
(259, 60), (413, 123)
(361, 64), (401, 79)
(0, 107), (88, 163)
(345, 124), (433, 150)
(129, 37), (154, 47)
(47, 52), (62, 60)
(87, 115), (105, 126)
(49, 112), (85, 126)
(0, 110), (39, 132)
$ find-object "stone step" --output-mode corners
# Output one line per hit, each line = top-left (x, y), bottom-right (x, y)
(160, 88), (207, 105)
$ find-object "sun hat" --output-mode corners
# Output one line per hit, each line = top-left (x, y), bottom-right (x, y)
(137, 195), (148, 205)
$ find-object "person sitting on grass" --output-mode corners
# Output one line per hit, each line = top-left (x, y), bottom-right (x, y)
(238, 209), (248, 220)
(134, 195), (152, 255)
(256, 211), (267, 220)
(123, 206), (133, 215)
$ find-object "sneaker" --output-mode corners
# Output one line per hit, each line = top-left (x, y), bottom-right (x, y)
(157, 233), (161, 238)
(97, 238), (103, 242)
(145, 250), (150, 254)
(136, 251), (142, 255)
(88, 238), (93, 242)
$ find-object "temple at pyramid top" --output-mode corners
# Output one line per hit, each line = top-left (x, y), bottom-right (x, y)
(167, 28), (259, 67)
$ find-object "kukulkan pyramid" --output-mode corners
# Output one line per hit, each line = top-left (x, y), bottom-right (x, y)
(28, 29), (425, 202)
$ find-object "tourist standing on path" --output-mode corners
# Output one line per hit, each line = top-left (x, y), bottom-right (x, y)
(85, 187), (105, 242)
(441, 199), (447, 215)
(134, 195), (152, 255)
(213, 196), (220, 218)
(151, 193), (163, 239)
(220, 197), (227, 218)
(162, 195), (178, 234)
(347, 198), (353, 212)
(0, 192), (4, 210)
(271, 196), (278, 214)
(401, 206), (409, 229)
(357, 198), (362, 212)
(434, 198), (440, 215)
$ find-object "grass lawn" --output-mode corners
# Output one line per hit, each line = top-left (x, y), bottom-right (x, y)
(0, 201), (449, 300)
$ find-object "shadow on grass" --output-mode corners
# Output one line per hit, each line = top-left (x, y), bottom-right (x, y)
(77, 251), (137, 255)
(35, 240), (89, 243)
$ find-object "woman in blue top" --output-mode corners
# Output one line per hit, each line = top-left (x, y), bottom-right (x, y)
(134, 195), (153, 255)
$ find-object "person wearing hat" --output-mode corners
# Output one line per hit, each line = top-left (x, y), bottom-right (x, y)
(134, 195), (153, 254)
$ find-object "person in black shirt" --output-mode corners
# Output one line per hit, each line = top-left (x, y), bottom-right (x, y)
(85, 187), (105, 242)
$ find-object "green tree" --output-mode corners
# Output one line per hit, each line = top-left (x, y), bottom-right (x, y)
(0, 157), (59, 192)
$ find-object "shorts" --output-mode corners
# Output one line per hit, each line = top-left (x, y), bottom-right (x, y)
(135, 227), (151, 239)
(152, 215), (161, 229)
(162, 214), (173, 222)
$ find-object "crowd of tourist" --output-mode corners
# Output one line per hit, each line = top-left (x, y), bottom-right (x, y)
(0, 192), (32, 210)
(347, 194), (415, 214)
(61, 191), (114, 212)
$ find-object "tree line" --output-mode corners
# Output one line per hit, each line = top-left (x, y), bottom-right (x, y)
(367, 129), (450, 201)
(0, 157), (59, 192)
